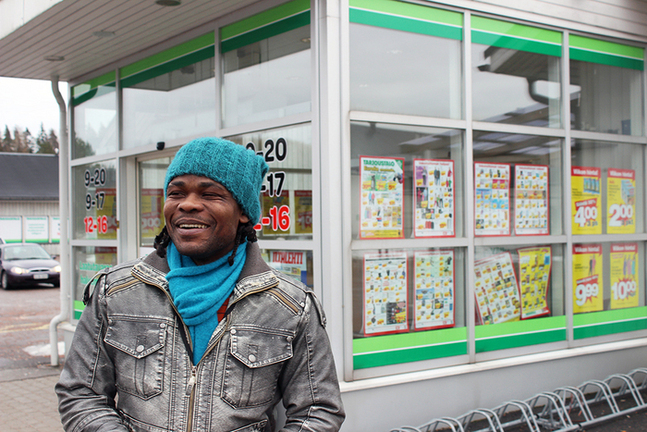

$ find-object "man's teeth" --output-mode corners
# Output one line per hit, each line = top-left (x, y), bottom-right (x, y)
(179, 224), (207, 228)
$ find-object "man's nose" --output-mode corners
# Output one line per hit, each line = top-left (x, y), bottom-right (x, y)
(178, 193), (203, 211)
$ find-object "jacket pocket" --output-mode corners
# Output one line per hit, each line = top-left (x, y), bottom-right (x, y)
(104, 315), (169, 400)
(223, 326), (294, 408)
(229, 419), (268, 432)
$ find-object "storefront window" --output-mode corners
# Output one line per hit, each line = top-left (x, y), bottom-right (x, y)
(349, 0), (462, 119)
(227, 124), (312, 240)
(72, 72), (117, 158)
(474, 244), (565, 353)
(570, 35), (644, 136)
(473, 132), (563, 236)
(351, 122), (464, 239)
(573, 242), (646, 339)
(570, 140), (644, 234)
(72, 246), (117, 318)
(352, 247), (466, 369)
(71, 160), (118, 240)
(139, 157), (171, 248)
(122, 34), (216, 149)
(220, 0), (311, 128)
(472, 16), (561, 127)
(260, 249), (313, 288)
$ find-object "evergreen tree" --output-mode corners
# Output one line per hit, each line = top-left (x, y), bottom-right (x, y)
(1, 126), (13, 152)
(13, 126), (31, 153)
(35, 123), (52, 154)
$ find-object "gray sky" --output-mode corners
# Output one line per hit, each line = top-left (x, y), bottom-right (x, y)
(0, 76), (68, 137)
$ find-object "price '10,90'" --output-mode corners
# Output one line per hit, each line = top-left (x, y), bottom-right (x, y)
(612, 280), (636, 300)
(84, 216), (109, 234)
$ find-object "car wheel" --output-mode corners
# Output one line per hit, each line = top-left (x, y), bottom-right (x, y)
(1, 271), (10, 290)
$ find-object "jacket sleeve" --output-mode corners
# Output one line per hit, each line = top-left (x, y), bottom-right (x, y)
(278, 291), (345, 432)
(55, 274), (129, 432)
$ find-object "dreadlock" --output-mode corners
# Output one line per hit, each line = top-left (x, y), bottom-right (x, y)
(153, 221), (258, 266)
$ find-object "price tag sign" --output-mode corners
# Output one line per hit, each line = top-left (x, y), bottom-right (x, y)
(571, 167), (601, 234)
(610, 243), (639, 309)
(573, 244), (603, 313)
(607, 169), (635, 234)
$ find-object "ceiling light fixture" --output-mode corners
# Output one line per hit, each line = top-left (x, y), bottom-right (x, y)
(44, 55), (65, 62)
(155, 0), (181, 6)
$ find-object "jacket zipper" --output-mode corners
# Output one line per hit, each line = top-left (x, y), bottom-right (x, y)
(105, 279), (138, 296)
(267, 287), (300, 314)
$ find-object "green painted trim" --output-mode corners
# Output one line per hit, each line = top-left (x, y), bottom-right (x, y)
(574, 306), (647, 326)
(570, 34), (643, 60)
(220, 11), (310, 54)
(221, 0), (310, 41)
(472, 16), (561, 45)
(72, 71), (116, 97)
(74, 300), (85, 320)
(120, 46), (215, 88)
(5, 239), (21, 243)
(475, 316), (566, 338)
(353, 327), (467, 353)
(351, 0), (462, 27)
(574, 318), (647, 339)
(350, 8), (462, 40)
(25, 239), (47, 243)
(120, 32), (214, 79)
(71, 85), (116, 107)
(476, 328), (566, 352)
(570, 47), (643, 70)
(354, 341), (467, 369)
(472, 30), (561, 56)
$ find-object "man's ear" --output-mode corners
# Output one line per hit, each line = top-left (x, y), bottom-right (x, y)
(239, 213), (250, 224)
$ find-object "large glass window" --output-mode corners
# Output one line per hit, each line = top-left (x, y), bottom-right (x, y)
(472, 17), (562, 127)
(570, 140), (644, 234)
(227, 124), (312, 240)
(570, 35), (644, 136)
(71, 161), (118, 241)
(349, 1), (462, 119)
(221, 0), (311, 128)
(72, 246), (117, 317)
(122, 35), (216, 149)
(138, 157), (171, 248)
(473, 132), (563, 236)
(351, 122), (464, 239)
(72, 73), (117, 158)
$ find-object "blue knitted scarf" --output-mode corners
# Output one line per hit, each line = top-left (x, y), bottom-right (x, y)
(166, 242), (246, 365)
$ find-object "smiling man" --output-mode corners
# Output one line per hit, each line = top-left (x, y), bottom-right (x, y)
(56, 137), (345, 432)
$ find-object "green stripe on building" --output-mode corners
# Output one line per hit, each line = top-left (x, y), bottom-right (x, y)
(574, 307), (647, 339)
(120, 46), (215, 88)
(221, 0), (310, 41)
(475, 316), (566, 352)
(353, 327), (467, 369)
(354, 340), (467, 369)
(71, 85), (116, 107)
(72, 71), (116, 106)
(220, 11), (310, 54)
(74, 300), (85, 320)
(471, 16), (561, 56)
(350, 0), (462, 41)
(569, 34), (644, 70)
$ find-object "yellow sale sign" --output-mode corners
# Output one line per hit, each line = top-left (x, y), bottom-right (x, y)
(571, 167), (601, 234)
(610, 243), (639, 309)
(573, 244), (603, 313)
(607, 169), (635, 234)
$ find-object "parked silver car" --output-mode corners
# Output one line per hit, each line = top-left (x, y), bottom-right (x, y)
(0, 243), (61, 289)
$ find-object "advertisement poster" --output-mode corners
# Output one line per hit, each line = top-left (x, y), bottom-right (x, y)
(474, 252), (520, 325)
(610, 243), (639, 310)
(475, 162), (510, 236)
(51, 217), (61, 243)
(571, 166), (602, 234)
(96, 188), (117, 240)
(363, 251), (408, 336)
(294, 190), (313, 234)
(514, 164), (549, 235)
(269, 250), (308, 286)
(517, 246), (552, 319)
(25, 216), (48, 243)
(573, 244), (603, 313)
(413, 159), (455, 238)
(140, 188), (164, 244)
(0, 217), (22, 243)
(261, 191), (291, 235)
(607, 169), (635, 234)
(359, 156), (405, 239)
(413, 250), (455, 330)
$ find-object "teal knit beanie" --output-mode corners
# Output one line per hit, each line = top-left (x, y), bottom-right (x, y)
(164, 137), (269, 224)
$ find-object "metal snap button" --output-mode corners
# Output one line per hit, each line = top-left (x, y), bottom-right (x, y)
(160, 323), (166, 328)
(248, 354), (257, 363)
(136, 345), (145, 353)
(230, 329), (236, 335)
(286, 336), (293, 342)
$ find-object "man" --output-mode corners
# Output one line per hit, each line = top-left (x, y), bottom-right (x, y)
(56, 137), (345, 432)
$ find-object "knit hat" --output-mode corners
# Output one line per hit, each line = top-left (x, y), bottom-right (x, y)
(164, 137), (269, 224)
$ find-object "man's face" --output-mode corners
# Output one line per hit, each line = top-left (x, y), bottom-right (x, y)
(164, 174), (249, 265)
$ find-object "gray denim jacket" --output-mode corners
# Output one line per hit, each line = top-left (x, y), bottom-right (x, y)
(56, 242), (345, 432)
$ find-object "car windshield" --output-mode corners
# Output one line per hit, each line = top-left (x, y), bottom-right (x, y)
(3, 245), (51, 260)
